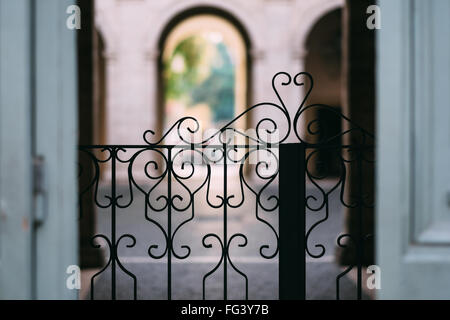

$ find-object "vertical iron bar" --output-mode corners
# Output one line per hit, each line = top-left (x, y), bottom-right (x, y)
(223, 143), (228, 300)
(356, 146), (363, 300)
(167, 147), (172, 300)
(279, 143), (305, 300)
(111, 147), (116, 300)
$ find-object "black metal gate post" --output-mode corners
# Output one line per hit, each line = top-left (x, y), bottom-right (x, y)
(279, 143), (306, 300)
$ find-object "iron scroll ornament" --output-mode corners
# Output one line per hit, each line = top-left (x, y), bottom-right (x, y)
(78, 71), (374, 300)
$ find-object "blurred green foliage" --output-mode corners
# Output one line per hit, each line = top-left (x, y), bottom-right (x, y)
(164, 35), (235, 122)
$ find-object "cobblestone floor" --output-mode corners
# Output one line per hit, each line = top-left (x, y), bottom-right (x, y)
(81, 179), (370, 300)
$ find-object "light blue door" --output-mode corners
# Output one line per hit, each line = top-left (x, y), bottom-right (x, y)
(0, 0), (34, 299)
(0, 0), (78, 299)
(377, 0), (450, 299)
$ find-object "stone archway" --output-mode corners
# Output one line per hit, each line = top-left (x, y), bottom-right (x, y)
(304, 8), (343, 176)
(155, 7), (253, 142)
(292, 0), (344, 59)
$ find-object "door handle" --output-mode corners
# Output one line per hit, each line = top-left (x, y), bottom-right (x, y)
(33, 156), (47, 227)
(447, 191), (450, 208)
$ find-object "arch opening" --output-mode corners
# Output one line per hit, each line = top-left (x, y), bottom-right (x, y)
(157, 9), (251, 142)
(304, 8), (343, 176)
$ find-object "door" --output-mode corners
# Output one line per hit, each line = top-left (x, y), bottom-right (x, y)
(377, 0), (450, 299)
(0, 0), (78, 299)
(0, 0), (34, 299)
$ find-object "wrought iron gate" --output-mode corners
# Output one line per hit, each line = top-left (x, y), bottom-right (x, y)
(78, 72), (374, 300)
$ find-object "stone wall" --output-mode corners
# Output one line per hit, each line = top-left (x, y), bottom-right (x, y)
(95, 0), (344, 146)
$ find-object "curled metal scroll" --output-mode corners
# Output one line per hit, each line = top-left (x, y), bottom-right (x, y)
(78, 71), (374, 300)
(142, 71), (297, 147)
